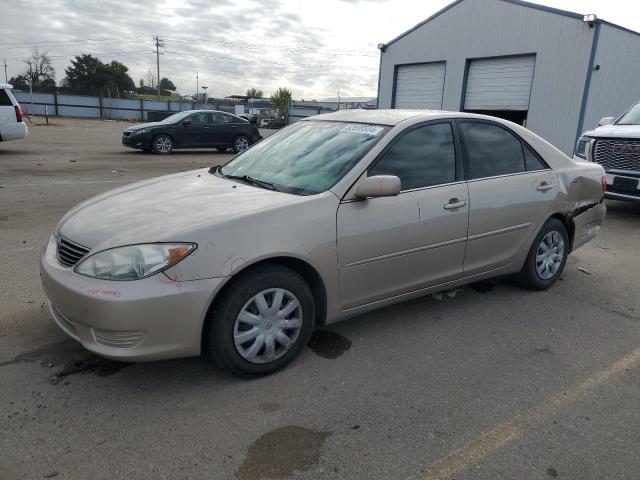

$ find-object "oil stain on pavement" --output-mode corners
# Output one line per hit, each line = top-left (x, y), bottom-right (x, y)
(307, 330), (352, 359)
(49, 357), (130, 384)
(238, 426), (330, 480)
(0, 339), (130, 383)
(0, 339), (84, 368)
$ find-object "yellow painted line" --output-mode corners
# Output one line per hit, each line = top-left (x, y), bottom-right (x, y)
(410, 346), (640, 480)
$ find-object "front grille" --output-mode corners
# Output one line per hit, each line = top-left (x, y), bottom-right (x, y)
(593, 139), (640, 172)
(57, 235), (90, 267)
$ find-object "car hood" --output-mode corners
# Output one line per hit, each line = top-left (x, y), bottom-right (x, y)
(584, 123), (640, 138)
(123, 122), (166, 132)
(57, 169), (301, 250)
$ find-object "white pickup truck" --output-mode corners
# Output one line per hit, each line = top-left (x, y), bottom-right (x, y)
(0, 83), (28, 142)
(575, 101), (640, 202)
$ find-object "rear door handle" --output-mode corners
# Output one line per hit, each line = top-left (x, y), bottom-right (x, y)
(444, 199), (467, 210)
(537, 182), (554, 192)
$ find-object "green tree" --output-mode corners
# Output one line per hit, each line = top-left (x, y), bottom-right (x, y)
(159, 77), (176, 91)
(10, 50), (55, 90)
(8, 74), (29, 90)
(270, 87), (292, 115)
(139, 78), (144, 88)
(246, 87), (263, 98)
(63, 54), (135, 92)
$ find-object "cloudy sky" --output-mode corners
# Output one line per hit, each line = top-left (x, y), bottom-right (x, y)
(1, 0), (638, 100)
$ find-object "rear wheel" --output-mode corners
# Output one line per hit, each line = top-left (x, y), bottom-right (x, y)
(232, 135), (250, 154)
(152, 134), (173, 155)
(516, 218), (569, 290)
(205, 265), (315, 378)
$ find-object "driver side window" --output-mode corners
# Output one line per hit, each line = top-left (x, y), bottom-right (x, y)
(369, 122), (456, 191)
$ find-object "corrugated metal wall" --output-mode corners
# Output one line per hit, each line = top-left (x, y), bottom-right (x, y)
(378, 0), (596, 154)
(583, 24), (640, 133)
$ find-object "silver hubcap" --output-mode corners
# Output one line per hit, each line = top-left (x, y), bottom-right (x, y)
(233, 288), (303, 364)
(536, 231), (565, 280)
(155, 136), (172, 153)
(235, 136), (249, 152)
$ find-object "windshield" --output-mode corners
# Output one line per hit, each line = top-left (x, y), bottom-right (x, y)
(161, 111), (193, 124)
(219, 120), (388, 195)
(616, 103), (640, 125)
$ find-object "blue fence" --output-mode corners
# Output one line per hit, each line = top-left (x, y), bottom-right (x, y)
(12, 91), (195, 120)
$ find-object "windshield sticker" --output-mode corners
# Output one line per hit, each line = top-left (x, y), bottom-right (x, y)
(340, 124), (384, 136)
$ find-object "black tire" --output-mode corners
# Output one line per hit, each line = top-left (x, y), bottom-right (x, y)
(232, 135), (250, 154)
(152, 134), (173, 155)
(516, 218), (569, 290)
(204, 265), (315, 378)
(216, 147), (228, 153)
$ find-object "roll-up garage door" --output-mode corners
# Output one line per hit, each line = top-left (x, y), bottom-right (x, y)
(464, 55), (536, 110)
(394, 63), (446, 109)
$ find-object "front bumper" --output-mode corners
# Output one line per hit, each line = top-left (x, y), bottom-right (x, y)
(121, 133), (150, 149)
(603, 172), (639, 202)
(40, 235), (225, 362)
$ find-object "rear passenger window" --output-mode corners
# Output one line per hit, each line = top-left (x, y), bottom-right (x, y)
(369, 123), (456, 190)
(0, 90), (13, 106)
(460, 122), (525, 179)
(523, 144), (547, 171)
(211, 112), (230, 124)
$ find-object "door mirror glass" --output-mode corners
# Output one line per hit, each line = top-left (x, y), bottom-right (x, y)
(182, 120), (192, 127)
(598, 116), (615, 126)
(354, 175), (401, 198)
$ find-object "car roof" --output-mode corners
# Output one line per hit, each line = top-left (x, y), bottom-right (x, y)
(301, 109), (502, 126)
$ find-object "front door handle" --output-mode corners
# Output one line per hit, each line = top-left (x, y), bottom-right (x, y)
(444, 198), (467, 210)
(537, 182), (554, 192)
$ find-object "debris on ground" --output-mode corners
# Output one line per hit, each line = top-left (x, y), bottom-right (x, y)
(578, 267), (591, 275)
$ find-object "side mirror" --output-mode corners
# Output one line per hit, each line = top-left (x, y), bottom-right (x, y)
(182, 120), (192, 127)
(598, 116), (615, 126)
(354, 175), (401, 199)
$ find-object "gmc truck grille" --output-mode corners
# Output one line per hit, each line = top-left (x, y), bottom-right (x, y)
(593, 139), (640, 172)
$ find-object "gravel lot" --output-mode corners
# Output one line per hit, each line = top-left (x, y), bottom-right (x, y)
(1, 117), (639, 480)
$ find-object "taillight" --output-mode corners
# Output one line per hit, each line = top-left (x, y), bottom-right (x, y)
(14, 106), (23, 123)
(601, 175), (607, 193)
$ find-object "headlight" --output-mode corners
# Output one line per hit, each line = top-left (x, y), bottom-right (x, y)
(135, 128), (149, 135)
(575, 137), (592, 159)
(75, 243), (196, 281)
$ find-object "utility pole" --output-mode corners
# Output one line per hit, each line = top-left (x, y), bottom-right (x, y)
(3, 59), (7, 83)
(153, 35), (165, 97)
(196, 71), (199, 97)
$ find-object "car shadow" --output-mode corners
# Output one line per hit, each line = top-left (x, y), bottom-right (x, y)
(605, 199), (640, 219)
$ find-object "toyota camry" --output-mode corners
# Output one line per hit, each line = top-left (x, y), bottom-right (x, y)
(41, 110), (606, 377)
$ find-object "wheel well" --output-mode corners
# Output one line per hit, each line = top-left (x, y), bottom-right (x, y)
(549, 213), (575, 251)
(203, 256), (328, 333)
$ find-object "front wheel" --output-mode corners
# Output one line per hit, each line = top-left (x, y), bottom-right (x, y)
(205, 265), (315, 378)
(152, 134), (173, 155)
(516, 218), (569, 290)
(232, 135), (250, 154)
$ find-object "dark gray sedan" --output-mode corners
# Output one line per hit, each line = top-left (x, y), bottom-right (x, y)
(122, 110), (262, 154)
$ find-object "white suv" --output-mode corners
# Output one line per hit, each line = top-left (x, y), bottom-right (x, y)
(0, 83), (28, 142)
(575, 102), (640, 202)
